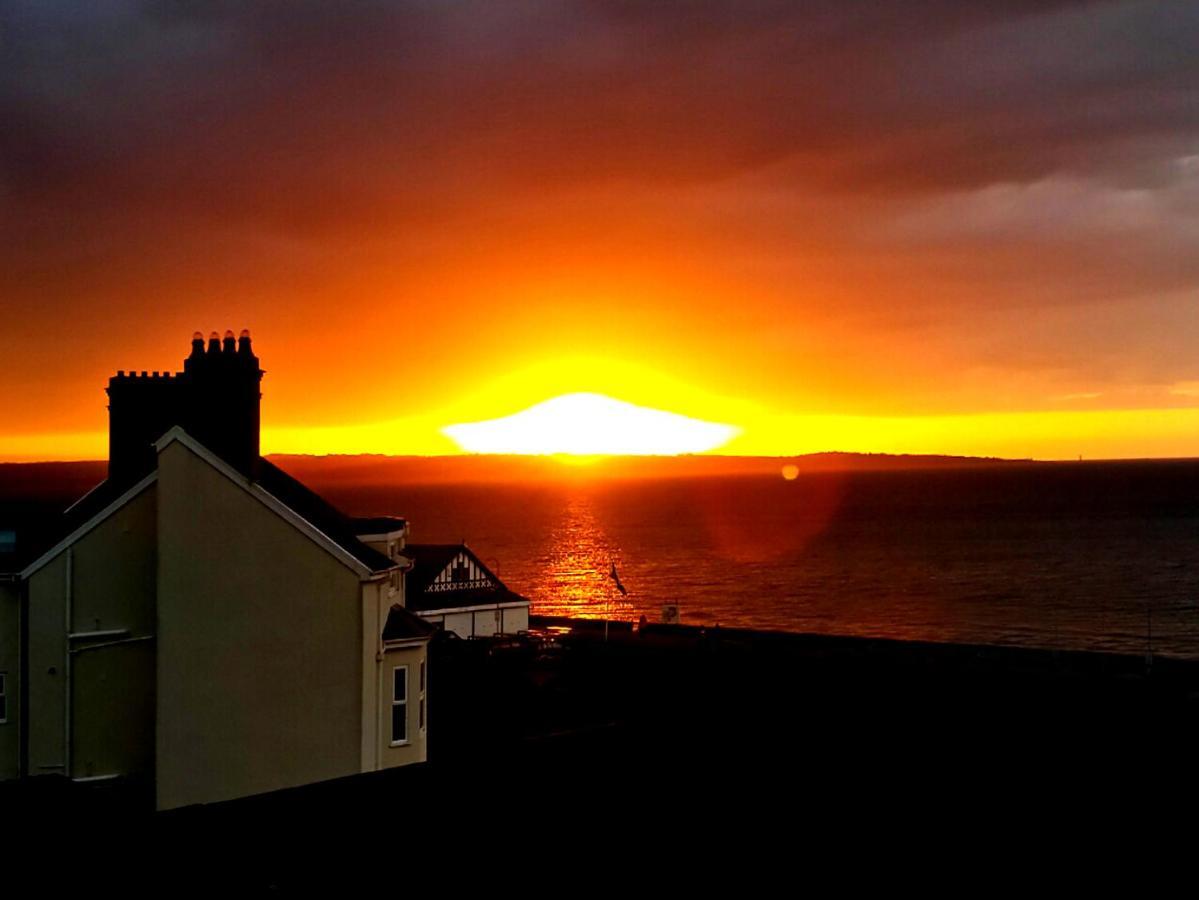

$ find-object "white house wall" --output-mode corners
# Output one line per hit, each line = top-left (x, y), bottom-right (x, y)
(24, 485), (158, 782)
(378, 645), (427, 768)
(422, 604), (530, 639)
(502, 606), (529, 634)
(155, 440), (365, 810)
(444, 612), (473, 637)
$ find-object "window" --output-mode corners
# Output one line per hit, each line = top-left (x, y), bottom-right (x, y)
(418, 660), (426, 732)
(390, 666), (408, 745)
(0, 672), (6, 725)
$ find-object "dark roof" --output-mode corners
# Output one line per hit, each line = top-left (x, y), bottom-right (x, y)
(62, 472), (146, 528)
(404, 543), (471, 594)
(19, 444), (396, 576)
(403, 542), (528, 612)
(255, 460), (396, 573)
(351, 516), (407, 536)
(12, 469), (149, 571)
(382, 604), (437, 642)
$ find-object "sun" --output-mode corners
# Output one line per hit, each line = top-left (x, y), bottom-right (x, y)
(441, 392), (740, 456)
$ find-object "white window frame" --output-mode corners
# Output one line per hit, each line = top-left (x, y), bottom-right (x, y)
(418, 660), (426, 733)
(390, 665), (409, 746)
(0, 672), (7, 725)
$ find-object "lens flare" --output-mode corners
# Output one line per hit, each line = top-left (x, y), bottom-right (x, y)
(442, 392), (739, 456)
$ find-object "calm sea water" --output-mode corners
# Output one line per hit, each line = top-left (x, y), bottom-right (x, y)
(313, 460), (1199, 657)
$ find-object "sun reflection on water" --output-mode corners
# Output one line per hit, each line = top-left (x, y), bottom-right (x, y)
(532, 491), (636, 620)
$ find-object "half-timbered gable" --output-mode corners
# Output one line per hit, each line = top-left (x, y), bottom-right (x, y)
(431, 550), (493, 593)
(404, 543), (530, 637)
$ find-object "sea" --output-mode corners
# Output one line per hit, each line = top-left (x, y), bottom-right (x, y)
(309, 459), (1199, 658)
(5, 458), (1199, 657)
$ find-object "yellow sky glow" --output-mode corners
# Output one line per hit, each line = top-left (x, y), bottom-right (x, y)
(7, 393), (1199, 464)
(5, 359), (1199, 463)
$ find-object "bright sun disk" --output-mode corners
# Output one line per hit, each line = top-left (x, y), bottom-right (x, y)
(442, 392), (740, 456)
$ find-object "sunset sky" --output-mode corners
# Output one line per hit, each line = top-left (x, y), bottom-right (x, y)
(3, 1), (1197, 461)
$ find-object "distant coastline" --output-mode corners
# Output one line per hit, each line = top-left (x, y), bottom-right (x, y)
(12, 453), (1199, 494)
(266, 450), (1029, 485)
(0, 451), (1172, 494)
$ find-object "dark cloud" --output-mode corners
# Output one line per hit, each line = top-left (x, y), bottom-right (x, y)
(1, 0), (1197, 428)
(4, 1), (1194, 222)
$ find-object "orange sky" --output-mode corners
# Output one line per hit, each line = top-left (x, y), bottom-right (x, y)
(2, 2), (1198, 462)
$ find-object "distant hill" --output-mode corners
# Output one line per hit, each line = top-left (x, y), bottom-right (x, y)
(0, 460), (107, 504)
(268, 451), (1025, 486)
(0, 452), (1026, 509)
(0, 461), (109, 564)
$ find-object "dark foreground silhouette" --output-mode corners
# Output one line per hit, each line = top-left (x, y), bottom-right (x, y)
(8, 619), (1199, 884)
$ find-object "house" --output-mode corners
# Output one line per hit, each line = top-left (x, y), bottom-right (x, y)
(404, 542), (530, 638)
(0, 331), (433, 809)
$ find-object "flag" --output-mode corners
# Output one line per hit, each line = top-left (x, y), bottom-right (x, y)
(609, 561), (627, 595)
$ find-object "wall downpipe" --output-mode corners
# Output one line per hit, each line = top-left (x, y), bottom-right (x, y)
(64, 547), (73, 777)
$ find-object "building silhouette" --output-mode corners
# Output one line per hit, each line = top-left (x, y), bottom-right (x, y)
(106, 330), (262, 482)
(0, 333), (431, 808)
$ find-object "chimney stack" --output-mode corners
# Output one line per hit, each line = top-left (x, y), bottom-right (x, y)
(107, 330), (264, 482)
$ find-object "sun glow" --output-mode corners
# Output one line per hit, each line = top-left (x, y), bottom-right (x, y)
(442, 393), (740, 456)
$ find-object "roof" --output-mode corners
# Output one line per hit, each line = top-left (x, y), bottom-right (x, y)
(255, 460), (396, 574)
(382, 604), (437, 642)
(351, 516), (408, 537)
(20, 471), (158, 578)
(8, 464), (155, 572)
(403, 542), (528, 612)
(1, 497), (99, 572)
(21, 430), (397, 578)
(404, 543), (474, 594)
(59, 470), (148, 533)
